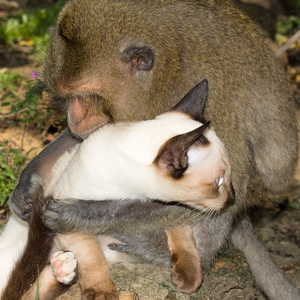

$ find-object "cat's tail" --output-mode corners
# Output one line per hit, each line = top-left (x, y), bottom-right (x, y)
(231, 214), (300, 300)
(1, 187), (55, 300)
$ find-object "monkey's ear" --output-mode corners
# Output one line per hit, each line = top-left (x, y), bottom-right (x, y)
(59, 14), (75, 42)
(171, 79), (208, 123)
(120, 45), (155, 71)
(154, 122), (210, 179)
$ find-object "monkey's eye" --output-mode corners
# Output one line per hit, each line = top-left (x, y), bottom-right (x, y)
(216, 177), (224, 187)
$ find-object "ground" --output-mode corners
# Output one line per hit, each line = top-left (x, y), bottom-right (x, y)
(0, 1), (300, 299)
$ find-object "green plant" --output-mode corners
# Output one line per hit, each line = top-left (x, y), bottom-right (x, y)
(0, 141), (34, 207)
(14, 78), (46, 123)
(35, 265), (40, 300)
(0, 70), (26, 111)
(0, 71), (25, 91)
(0, 70), (47, 125)
(0, 69), (50, 208)
(0, 1), (64, 54)
(277, 16), (300, 36)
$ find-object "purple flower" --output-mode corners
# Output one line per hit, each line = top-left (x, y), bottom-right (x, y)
(31, 71), (39, 79)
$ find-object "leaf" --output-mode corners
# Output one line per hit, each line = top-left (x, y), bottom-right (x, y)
(0, 101), (11, 107)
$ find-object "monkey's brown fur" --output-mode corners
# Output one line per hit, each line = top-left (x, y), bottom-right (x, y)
(44, 0), (297, 204)
(9, 0), (298, 299)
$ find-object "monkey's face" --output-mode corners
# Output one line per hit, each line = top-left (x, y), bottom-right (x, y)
(43, 0), (182, 139)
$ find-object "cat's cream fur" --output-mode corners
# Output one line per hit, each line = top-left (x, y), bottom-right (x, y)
(50, 111), (231, 209)
(0, 82), (233, 299)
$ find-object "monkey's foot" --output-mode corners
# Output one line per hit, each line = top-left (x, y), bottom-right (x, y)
(50, 251), (77, 284)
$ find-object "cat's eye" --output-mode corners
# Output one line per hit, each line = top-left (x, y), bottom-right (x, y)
(196, 135), (209, 146)
(216, 177), (224, 187)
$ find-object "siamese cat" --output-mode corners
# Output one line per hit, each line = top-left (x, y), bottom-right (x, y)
(0, 81), (234, 299)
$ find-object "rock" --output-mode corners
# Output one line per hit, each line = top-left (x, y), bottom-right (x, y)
(0, 0), (19, 11)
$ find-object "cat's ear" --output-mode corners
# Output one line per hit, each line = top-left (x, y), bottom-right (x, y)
(170, 79), (208, 123)
(154, 122), (210, 178)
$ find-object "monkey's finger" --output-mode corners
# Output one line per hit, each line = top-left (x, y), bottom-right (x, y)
(108, 243), (132, 254)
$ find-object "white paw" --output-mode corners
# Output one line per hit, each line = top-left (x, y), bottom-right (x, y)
(50, 251), (77, 284)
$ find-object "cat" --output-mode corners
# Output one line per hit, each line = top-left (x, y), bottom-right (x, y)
(0, 80), (234, 299)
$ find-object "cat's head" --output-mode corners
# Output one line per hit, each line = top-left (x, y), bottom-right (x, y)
(153, 79), (234, 211)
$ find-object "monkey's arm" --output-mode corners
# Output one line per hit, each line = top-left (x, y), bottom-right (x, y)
(43, 198), (191, 265)
(10, 129), (81, 221)
(43, 199), (233, 268)
(43, 199), (188, 234)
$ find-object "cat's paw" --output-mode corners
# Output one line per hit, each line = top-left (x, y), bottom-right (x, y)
(82, 288), (119, 300)
(50, 251), (77, 285)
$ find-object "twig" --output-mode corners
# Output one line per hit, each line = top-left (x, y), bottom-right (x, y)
(0, 108), (29, 119)
(20, 122), (28, 152)
(275, 30), (300, 58)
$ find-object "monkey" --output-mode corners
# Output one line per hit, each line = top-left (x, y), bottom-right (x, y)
(8, 0), (299, 299)
(1, 80), (234, 299)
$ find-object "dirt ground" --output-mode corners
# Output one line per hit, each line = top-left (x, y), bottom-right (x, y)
(0, 1), (300, 299)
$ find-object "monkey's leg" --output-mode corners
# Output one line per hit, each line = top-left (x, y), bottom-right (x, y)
(56, 232), (119, 300)
(10, 128), (81, 221)
(231, 214), (300, 300)
(166, 225), (203, 294)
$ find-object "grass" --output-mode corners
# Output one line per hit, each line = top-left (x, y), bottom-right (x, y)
(0, 141), (34, 207)
(35, 265), (40, 299)
(0, 69), (46, 123)
(0, 70), (47, 208)
(0, 72), (47, 210)
(0, 1), (63, 209)
(276, 15), (300, 45)
(0, 1), (61, 209)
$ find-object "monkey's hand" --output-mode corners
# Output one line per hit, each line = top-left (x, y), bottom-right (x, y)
(10, 171), (42, 221)
(43, 199), (82, 233)
(43, 199), (126, 234)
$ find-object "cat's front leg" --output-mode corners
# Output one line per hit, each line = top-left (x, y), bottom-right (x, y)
(166, 225), (203, 294)
(56, 232), (119, 300)
(0, 214), (28, 295)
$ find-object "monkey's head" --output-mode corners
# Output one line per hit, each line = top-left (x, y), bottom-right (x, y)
(43, 0), (187, 139)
